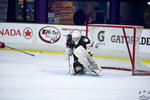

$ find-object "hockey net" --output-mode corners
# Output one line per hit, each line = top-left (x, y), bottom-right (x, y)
(86, 24), (150, 75)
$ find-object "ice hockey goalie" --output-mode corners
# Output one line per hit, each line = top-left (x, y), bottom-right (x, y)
(65, 30), (102, 76)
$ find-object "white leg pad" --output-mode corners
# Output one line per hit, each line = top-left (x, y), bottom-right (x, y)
(73, 46), (102, 75)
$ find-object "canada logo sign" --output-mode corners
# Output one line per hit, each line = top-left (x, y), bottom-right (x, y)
(39, 26), (61, 44)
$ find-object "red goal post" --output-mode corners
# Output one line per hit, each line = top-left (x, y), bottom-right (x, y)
(86, 24), (150, 75)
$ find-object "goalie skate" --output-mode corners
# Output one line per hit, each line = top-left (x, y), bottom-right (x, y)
(73, 46), (102, 76)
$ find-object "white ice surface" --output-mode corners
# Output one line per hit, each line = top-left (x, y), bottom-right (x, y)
(0, 50), (150, 100)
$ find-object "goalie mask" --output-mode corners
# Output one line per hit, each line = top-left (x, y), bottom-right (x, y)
(72, 30), (81, 44)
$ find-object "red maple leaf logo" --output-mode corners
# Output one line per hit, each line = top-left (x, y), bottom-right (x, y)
(23, 27), (33, 40)
(25, 29), (31, 36)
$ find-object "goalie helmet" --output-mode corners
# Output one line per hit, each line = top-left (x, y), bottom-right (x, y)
(72, 30), (81, 44)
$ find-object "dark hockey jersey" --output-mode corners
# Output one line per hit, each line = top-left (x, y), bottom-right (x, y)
(66, 34), (90, 50)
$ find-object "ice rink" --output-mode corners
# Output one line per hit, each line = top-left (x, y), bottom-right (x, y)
(0, 50), (150, 100)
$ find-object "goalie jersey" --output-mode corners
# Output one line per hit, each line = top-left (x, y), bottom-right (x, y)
(66, 34), (90, 50)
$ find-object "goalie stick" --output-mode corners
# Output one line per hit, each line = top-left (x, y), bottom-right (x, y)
(5, 45), (35, 57)
(68, 57), (71, 74)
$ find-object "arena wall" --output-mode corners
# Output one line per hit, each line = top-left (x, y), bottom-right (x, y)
(0, 23), (150, 63)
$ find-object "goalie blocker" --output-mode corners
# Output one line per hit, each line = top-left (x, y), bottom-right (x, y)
(73, 46), (102, 76)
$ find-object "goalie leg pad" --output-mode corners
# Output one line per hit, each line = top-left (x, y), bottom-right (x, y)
(74, 46), (102, 75)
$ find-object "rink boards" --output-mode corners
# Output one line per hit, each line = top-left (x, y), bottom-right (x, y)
(0, 22), (150, 66)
